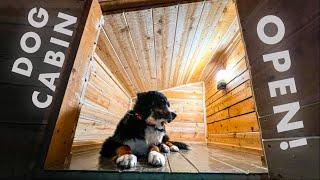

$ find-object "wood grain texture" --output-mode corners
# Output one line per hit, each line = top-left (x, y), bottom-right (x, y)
(99, 0), (237, 95)
(203, 32), (262, 154)
(153, 5), (178, 90)
(45, 0), (102, 169)
(161, 82), (206, 142)
(207, 112), (259, 134)
(65, 144), (267, 174)
(188, 0), (237, 82)
(95, 29), (138, 95)
(73, 53), (131, 144)
(207, 132), (263, 153)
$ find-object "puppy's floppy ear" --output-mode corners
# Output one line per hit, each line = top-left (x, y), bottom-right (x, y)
(137, 92), (146, 100)
(136, 92), (154, 107)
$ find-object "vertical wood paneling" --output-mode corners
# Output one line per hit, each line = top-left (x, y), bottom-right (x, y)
(153, 5), (178, 90)
(169, 2), (203, 87)
(103, 13), (146, 94)
(178, 0), (226, 84)
(96, 30), (136, 95)
(125, 9), (157, 90)
(188, 0), (237, 83)
(99, 1), (237, 94)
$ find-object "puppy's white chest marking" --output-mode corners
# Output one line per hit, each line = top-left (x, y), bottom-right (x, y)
(124, 126), (165, 156)
(145, 126), (165, 145)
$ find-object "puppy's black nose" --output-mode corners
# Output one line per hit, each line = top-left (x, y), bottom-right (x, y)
(171, 112), (177, 120)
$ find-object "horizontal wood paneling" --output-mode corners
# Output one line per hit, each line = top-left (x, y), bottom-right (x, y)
(206, 81), (252, 117)
(73, 51), (131, 144)
(207, 132), (262, 153)
(203, 34), (263, 154)
(207, 112), (259, 134)
(161, 82), (206, 142)
(229, 97), (255, 117)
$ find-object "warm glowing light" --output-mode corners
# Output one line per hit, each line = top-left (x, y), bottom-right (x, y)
(216, 69), (227, 82)
(216, 69), (227, 90)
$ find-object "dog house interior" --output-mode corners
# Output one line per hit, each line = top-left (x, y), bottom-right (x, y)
(45, 0), (268, 174)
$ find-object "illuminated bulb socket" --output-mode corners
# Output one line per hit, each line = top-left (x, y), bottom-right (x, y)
(217, 80), (227, 90)
(216, 69), (227, 90)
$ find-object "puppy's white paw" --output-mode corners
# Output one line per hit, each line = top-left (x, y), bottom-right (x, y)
(170, 145), (179, 152)
(148, 151), (166, 167)
(116, 154), (137, 169)
(160, 144), (170, 153)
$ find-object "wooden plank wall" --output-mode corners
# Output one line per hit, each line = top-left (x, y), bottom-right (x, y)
(188, 0), (238, 83)
(203, 33), (263, 155)
(98, 0), (231, 95)
(73, 53), (131, 144)
(45, 0), (102, 169)
(161, 82), (206, 142)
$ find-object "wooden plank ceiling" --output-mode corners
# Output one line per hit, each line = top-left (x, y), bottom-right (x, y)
(98, 0), (238, 96)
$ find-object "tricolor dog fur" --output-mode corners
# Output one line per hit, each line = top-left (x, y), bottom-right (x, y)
(100, 91), (190, 168)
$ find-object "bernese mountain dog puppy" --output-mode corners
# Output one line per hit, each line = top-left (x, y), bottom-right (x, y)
(100, 91), (189, 169)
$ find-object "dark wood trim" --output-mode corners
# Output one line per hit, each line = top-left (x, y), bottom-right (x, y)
(35, 171), (269, 179)
(37, 0), (94, 173)
(99, 0), (204, 15)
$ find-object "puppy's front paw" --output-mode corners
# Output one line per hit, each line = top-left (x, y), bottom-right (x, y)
(148, 151), (165, 167)
(160, 144), (170, 153)
(170, 145), (179, 152)
(116, 154), (137, 169)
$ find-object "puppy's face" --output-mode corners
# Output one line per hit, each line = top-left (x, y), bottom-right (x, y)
(135, 91), (176, 129)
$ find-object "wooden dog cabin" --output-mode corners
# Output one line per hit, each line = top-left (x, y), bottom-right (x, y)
(1, 0), (318, 179)
(45, 0), (267, 174)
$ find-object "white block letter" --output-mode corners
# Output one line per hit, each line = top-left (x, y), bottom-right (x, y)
(32, 91), (52, 109)
(44, 51), (65, 68)
(38, 73), (60, 92)
(257, 15), (285, 45)
(20, 32), (41, 53)
(268, 78), (297, 97)
(50, 37), (69, 48)
(263, 50), (291, 72)
(54, 12), (77, 36)
(28, 7), (49, 28)
(274, 101), (303, 133)
(12, 57), (33, 77)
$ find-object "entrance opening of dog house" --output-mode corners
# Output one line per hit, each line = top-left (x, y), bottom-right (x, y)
(45, 0), (268, 174)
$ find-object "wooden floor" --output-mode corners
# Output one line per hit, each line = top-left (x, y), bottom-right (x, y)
(66, 144), (268, 174)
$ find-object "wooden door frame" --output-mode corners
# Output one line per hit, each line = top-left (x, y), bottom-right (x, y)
(41, 0), (268, 177)
(14, 0), (317, 179)
(43, 0), (103, 169)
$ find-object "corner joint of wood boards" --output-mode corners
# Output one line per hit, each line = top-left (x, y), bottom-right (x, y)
(98, 16), (105, 30)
